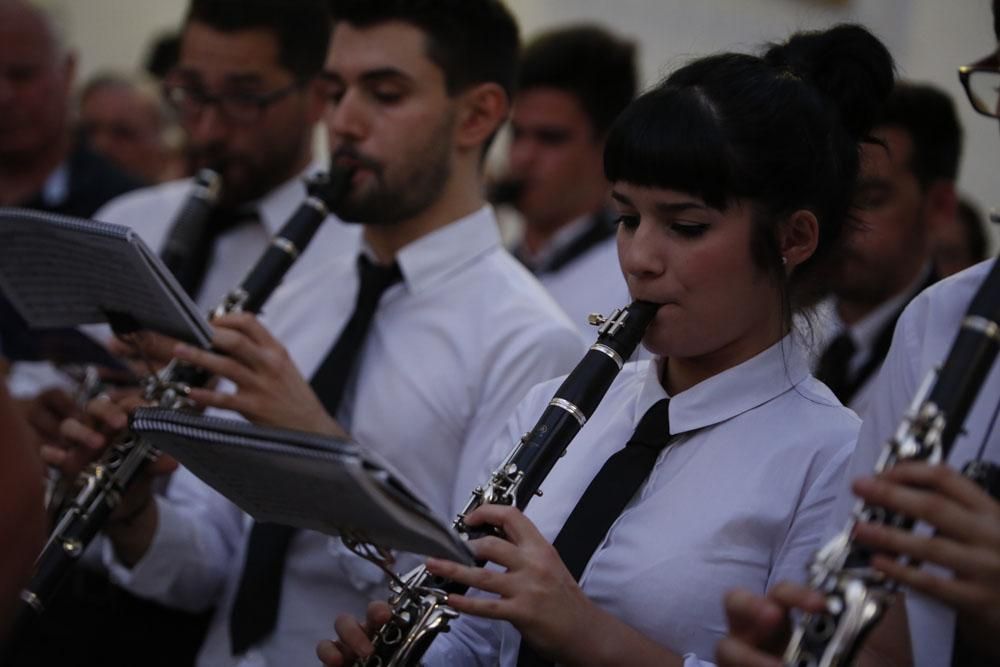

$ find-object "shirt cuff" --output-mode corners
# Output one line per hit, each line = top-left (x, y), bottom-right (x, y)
(103, 495), (195, 600)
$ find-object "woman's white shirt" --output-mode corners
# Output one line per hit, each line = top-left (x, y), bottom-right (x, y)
(426, 334), (860, 666)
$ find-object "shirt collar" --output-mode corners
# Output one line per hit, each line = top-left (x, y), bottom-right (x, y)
(372, 205), (502, 295)
(251, 159), (326, 237)
(838, 263), (933, 352)
(634, 334), (812, 435)
(518, 212), (595, 270)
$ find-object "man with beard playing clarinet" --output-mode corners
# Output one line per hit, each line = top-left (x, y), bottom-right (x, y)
(56, 1), (582, 666)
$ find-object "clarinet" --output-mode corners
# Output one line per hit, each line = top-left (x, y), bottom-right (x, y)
(159, 168), (223, 283)
(42, 170), (221, 522)
(13, 165), (353, 626)
(355, 299), (659, 667)
(783, 258), (1000, 667)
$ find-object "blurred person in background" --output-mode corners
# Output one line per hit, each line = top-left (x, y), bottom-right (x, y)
(0, 0), (139, 216)
(502, 25), (637, 341)
(0, 0), (141, 489)
(812, 82), (961, 417)
(932, 195), (992, 277)
(78, 71), (188, 184)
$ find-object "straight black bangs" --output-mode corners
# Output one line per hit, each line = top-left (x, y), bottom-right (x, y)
(603, 85), (738, 210)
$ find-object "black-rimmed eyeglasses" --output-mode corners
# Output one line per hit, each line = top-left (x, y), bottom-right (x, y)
(959, 52), (1000, 119)
(163, 79), (302, 125)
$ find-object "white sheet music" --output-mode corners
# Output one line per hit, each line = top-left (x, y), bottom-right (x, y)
(131, 408), (474, 564)
(0, 207), (212, 346)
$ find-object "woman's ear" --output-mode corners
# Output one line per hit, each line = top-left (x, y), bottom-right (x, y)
(779, 210), (819, 272)
(454, 82), (509, 151)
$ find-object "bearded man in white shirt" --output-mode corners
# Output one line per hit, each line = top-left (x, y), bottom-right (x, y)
(55, 2), (583, 666)
(9, 2), (352, 666)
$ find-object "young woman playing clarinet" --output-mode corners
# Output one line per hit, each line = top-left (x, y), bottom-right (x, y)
(321, 23), (895, 667)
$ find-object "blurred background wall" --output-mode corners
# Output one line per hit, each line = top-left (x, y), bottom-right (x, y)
(35, 0), (1000, 241)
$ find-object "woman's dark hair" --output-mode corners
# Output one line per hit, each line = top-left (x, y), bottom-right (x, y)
(604, 24), (895, 315)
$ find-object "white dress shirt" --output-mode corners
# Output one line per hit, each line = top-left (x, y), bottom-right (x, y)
(825, 258), (1000, 667)
(104, 205), (585, 667)
(425, 334), (859, 667)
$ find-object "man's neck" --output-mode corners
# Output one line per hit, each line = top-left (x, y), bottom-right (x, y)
(0, 132), (72, 206)
(836, 263), (930, 326)
(363, 168), (485, 265)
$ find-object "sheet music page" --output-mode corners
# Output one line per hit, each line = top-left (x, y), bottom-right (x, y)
(133, 410), (473, 563)
(0, 208), (212, 346)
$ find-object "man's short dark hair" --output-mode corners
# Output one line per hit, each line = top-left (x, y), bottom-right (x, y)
(880, 82), (963, 189)
(517, 25), (637, 138)
(327, 0), (520, 98)
(184, 0), (332, 81)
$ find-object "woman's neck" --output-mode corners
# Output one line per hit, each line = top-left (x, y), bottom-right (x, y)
(661, 324), (788, 396)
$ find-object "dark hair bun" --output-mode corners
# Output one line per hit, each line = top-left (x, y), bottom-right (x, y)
(764, 24), (895, 140)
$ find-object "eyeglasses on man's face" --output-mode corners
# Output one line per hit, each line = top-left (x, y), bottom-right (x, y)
(959, 52), (1000, 119)
(162, 78), (303, 125)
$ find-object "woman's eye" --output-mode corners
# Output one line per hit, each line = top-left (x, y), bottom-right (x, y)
(671, 222), (708, 238)
(615, 214), (640, 229)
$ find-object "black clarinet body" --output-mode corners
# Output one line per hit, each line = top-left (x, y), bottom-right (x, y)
(783, 257), (1000, 667)
(158, 168), (222, 286)
(354, 300), (658, 667)
(11, 166), (352, 636)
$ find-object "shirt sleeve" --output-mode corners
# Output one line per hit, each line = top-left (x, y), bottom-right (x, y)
(767, 433), (856, 591)
(450, 322), (584, 515)
(423, 386), (553, 667)
(102, 466), (244, 612)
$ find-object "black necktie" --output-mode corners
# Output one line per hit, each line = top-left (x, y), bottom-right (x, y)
(517, 398), (674, 667)
(815, 332), (856, 404)
(228, 254), (403, 656)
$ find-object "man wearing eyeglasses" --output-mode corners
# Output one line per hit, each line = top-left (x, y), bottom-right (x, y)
(7, 2), (361, 666)
(715, 7), (1000, 666)
(94, 0), (359, 313)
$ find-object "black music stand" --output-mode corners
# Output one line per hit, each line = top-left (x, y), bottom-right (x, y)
(0, 207), (212, 351)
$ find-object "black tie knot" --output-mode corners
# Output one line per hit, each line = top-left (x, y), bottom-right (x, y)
(626, 398), (671, 451)
(357, 254), (403, 301)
